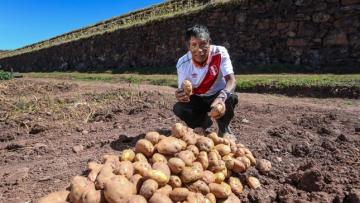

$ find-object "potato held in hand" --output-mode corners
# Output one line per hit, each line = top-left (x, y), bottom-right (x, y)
(182, 80), (192, 96)
(209, 103), (225, 118)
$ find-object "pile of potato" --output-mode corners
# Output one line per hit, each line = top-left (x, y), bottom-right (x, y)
(37, 123), (264, 203)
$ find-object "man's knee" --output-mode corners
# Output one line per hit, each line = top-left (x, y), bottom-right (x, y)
(173, 102), (189, 118)
(225, 94), (238, 108)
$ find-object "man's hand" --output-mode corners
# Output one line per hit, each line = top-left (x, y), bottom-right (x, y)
(175, 89), (190, 102)
(209, 98), (226, 119)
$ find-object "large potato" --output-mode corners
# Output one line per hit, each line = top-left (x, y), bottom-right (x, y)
(134, 153), (148, 163)
(169, 187), (189, 202)
(214, 172), (226, 183)
(149, 192), (173, 203)
(95, 164), (115, 190)
(113, 161), (134, 179)
(172, 123), (188, 138)
(205, 193), (216, 203)
(245, 153), (257, 166)
(186, 145), (200, 156)
(140, 179), (158, 199)
(146, 169), (170, 186)
(182, 133), (198, 145)
(177, 150), (196, 166)
(202, 170), (215, 184)
(36, 191), (70, 203)
(135, 139), (154, 157)
(183, 80), (192, 95)
(209, 103), (225, 118)
(237, 156), (251, 169)
(196, 137), (214, 152)
(104, 176), (135, 203)
(247, 176), (261, 189)
(155, 137), (186, 155)
(145, 131), (160, 145)
(156, 184), (172, 196)
(187, 192), (206, 203)
(81, 184), (104, 203)
(209, 182), (231, 199)
(168, 157), (185, 174)
(232, 158), (246, 173)
(152, 162), (171, 179)
(228, 177), (243, 195)
(130, 174), (144, 193)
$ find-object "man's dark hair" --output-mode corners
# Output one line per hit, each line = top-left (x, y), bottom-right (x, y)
(185, 24), (211, 42)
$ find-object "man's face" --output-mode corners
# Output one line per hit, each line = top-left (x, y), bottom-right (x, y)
(188, 37), (210, 65)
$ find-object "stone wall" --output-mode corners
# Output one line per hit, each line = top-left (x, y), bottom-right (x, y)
(0, 0), (359, 73)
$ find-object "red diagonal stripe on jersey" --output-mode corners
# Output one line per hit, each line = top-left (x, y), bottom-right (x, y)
(193, 54), (221, 94)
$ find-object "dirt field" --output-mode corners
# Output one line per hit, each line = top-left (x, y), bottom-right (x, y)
(0, 78), (359, 203)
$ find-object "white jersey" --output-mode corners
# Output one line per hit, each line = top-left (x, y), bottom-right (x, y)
(176, 45), (234, 96)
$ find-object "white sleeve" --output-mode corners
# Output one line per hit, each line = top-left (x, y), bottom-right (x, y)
(220, 47), (234, 76)
(176, 59), (186, 89)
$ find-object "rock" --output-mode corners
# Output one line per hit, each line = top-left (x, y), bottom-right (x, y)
(321, 140), (337, 151)
(256, 159), (272, 174)
(344, 189), (360, 203)
(242, 118), (250, 123)
(5, 141), (26, 150)
(72, 145), (84, 153)
(248, 188), (277, 203)
(29, 124), (46, 134)
(4, 167), (30, 185)
(82, 130), (89, 135)
(336, 134), (350, 142)
(298, 169), (325, 192)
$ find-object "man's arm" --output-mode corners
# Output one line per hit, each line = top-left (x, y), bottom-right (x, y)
(223, 73), (236, 93)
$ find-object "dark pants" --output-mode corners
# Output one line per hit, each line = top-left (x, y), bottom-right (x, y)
(173, 92), (238, 134)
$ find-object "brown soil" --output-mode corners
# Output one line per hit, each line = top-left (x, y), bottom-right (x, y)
(0, 78), (359, 203)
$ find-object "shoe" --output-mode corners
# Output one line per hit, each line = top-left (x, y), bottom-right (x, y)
(218, 125), (232, 137)
(223, 132), (237, 141)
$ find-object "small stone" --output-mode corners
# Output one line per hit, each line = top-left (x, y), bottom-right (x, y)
(256, 159), (272, 174)
(336, 134), (350, 142)
(82, 130), (89, 135)
(241, 118), (250, 123)
(4, 167), (30, 185)
(29, 124), (46, 134)
(34, 143), (47, 148)
(72, 145), (84, 153)
(276, 157), (282, 162)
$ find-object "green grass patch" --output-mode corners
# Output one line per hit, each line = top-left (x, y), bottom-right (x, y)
(0, 70), (12, 80)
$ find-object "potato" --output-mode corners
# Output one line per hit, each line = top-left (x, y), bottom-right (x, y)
(182, 132), (198, 145)
(228, 177), (243, 195)
(188, 180), (210, 195)
(134, 153), (148, 163)
(168, 157), (185, 174)
(156, 184), (172, 196)
(87, 162), (103, 182)
(215, 144), (231, 156)
(95, 164), (115, 190)
(238, 156), (251, 169)
(69, 176), (92, 203)
(177, 150), (196, 166)
(151, 153), (167, 164)
(172, 123), (188, 138)
(145, 131), (160, 145)
(202, 170), (215, 184)
(247, 176), (261, 189)
(235, 148), (246, 157)
(256, 159), (272, 174)
(183, 80), (192, 95)
(208, 150), (220, 169)
(222, 155), (234, 170)
(181, 165), (203, 183)
(120, 149), (135, 162)
(209, 159), (226, 172)
(152, 162), (171, 179)
(133, 161), (152, 176)
(81, 184), (104, 203)
(130, 174), (144, 193)
(169, 187), (189, 202)
(209, 182), (231, 199)
(146, 169), (170, 186)
(128, 195), (147, 203)
(187, 145), (200, 156)
(232, 158), (246, 174)
(155, 137), (186, 155)
(169, 175), (182, 188)
(36, 191), (70, 203)
(149, 192), (173, 203)
(196, 137), (214, 152)
(214, 172), (226, 183)
(245, 153), (257, 166)
(205, 193), (216, 203)
(140, 179), (159, 199)
(209, 103), (225, 118)
(187, 192), (205, 203)
(113, 161), (134, 179)
(135, 139), (154, 157)
(197, 151), (209, 169)
(219, 193), (241, 203)
(104, 176), (135, 203)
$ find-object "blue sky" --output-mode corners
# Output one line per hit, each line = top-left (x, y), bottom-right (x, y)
(0, 0), (165, 50)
